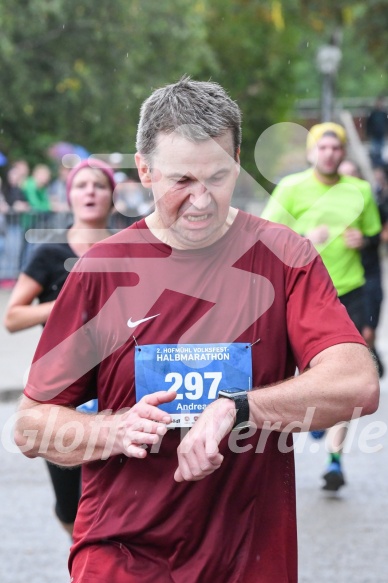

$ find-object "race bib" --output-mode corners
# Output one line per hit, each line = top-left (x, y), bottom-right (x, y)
(135, 343), (252, 428)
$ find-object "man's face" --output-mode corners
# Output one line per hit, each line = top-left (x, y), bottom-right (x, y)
(136, 131), (240, 249)
(311, 135), (345, 177)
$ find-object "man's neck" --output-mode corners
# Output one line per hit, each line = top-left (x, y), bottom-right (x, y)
(313, 168), (340, 186)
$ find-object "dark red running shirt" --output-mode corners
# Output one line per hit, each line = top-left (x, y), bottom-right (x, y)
(24, 211), (363, 582)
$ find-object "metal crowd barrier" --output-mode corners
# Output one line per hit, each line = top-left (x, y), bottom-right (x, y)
(0, 197), (261, 282)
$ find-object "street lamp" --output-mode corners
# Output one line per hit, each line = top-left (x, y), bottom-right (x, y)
(316, 44), (342, 122)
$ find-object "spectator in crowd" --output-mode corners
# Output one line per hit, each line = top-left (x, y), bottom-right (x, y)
(48, 164), (71, 212)
(366, 96), (388, 167)
(2, 161), (30, 210)
(13, 159), (30, 184)
(0, 190), (7, 274)
(113, 175), (151, 220)
(20, 164), (52, 268)
(22, 164), (52, 212)
(0, 163), (30, 282)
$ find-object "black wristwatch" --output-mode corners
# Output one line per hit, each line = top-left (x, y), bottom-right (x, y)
(218, 388), (250, 430)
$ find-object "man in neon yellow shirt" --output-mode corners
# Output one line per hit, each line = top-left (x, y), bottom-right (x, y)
(262, 122), (381, 491)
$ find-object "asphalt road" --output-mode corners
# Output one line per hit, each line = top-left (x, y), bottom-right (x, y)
(1, 261), (388, 582)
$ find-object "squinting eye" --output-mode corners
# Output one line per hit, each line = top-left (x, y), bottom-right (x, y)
(209, 175), (225, 184)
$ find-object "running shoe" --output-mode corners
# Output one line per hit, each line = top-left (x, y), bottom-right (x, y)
(322, 460), (345, 491)
(310, 430), (326, 440)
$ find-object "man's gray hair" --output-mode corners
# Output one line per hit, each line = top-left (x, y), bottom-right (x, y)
(136, 76), (242, 160)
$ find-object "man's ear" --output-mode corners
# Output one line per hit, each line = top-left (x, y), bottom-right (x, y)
(135, 152), (152, 188)
(235, 147), (241, 177)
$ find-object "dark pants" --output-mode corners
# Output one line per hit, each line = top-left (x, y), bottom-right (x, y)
(339, 286), (366, 333)
(46, 460), (81, 524)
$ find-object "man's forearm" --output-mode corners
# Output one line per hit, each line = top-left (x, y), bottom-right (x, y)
(248, 343), (379, 432)
(14, 391), (174, 465)
(14, 399), (123, 466)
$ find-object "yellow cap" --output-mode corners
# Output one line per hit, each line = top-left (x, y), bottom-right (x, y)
(306, 122), (347, 150)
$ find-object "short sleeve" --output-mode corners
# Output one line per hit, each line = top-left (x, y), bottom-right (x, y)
(24, 269), (98, 406)
(23, 245), (51, 288)
(285, 251), (366, 371)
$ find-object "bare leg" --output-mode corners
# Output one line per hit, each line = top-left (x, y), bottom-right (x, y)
(327, 423), (348, 454)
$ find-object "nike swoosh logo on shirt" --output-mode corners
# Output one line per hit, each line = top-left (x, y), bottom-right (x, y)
(127, 314), (160, 328)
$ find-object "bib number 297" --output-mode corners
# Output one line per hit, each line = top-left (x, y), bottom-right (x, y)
(165, 371), (222, 400)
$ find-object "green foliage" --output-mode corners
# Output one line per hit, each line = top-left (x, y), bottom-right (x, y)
(0, 0), (387, 181)
(0, 0), (212, 165)
(198, 0), (300, 178)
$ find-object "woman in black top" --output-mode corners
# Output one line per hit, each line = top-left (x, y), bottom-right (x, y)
(4, 159), (116, 536)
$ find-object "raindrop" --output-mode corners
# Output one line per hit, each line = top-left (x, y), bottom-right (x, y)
(306, 41), (309, 48)
(288, 59), (291, 65)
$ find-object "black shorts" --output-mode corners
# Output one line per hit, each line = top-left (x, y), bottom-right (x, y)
(339, 286), (366, 333)
(45, 460), (81, 524)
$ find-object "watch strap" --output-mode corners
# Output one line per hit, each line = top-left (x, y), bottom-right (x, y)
(234, 393), (250, 429)
(218, 389), (250, 429)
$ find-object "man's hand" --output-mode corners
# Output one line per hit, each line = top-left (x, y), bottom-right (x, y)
(343, 227), (364, 249)
(111, 390), (176, 459)
(174, 397), (236, 482)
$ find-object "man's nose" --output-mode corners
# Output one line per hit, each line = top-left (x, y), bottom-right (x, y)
(189, 182), (211, 208)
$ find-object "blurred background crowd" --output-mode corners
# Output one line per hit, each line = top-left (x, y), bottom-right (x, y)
(1, 1), (388, 286)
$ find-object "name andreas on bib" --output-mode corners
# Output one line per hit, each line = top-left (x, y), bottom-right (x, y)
(135, 343), (252, 427)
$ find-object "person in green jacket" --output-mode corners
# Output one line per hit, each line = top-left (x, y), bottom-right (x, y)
(262, 122), (381, 492)
(20, 164), (52, 267)
(22, 164), (52, 212)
